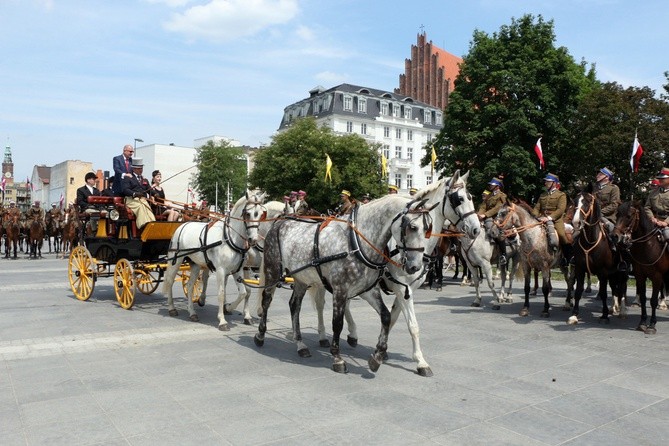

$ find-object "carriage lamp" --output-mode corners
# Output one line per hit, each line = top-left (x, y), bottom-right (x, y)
(109, 209), (120, 221)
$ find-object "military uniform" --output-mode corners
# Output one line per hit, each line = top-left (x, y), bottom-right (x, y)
(477, 190), (507, 218)
(48, 207), (63, 229)
(533, 188), (568, 244)
(595, 181), (621, 222)
(3, 206), (21, 230)
(644, 187), (669, 223)
(25, 206), (46, 232)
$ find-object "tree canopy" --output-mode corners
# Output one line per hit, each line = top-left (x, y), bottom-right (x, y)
(249, 117), (386, 211)
(430, 14), (598, 201)
(192, 140), (247, 208)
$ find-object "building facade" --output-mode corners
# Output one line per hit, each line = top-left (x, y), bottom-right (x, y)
(278, 83), (443, 192)
(2, 145), (31, 211)
(395, 32), (462, 110)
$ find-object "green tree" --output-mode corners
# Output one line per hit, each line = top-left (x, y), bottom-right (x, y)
(249, 117), (385, 211)
(429, 14), (597, 201)
(570, 82), (669, 199)
(192, 140), (247, 208)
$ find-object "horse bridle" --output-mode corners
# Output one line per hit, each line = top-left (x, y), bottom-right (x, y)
(395, 203), (432, 267)
(443, 183), (476, 230)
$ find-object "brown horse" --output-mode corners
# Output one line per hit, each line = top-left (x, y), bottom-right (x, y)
(61, 205), (81, 255)
(612, 201), (669, 334)
(28, 220), (45, 259)
(45, 215), (62, 254)
(568, 190), (627, 325)
(4, 212), (20, 259)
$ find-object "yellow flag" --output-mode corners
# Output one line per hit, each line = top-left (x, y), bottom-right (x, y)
(431, 145), (437, 175)
(325, 154), (332, 182)
(381, 153), (388, 178)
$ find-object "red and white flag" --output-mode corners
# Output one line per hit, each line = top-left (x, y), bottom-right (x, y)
(59, 192), (64, 209)
(630, 134), (644, 173)
(0, 177), (5, 192)
(534, 137), (545, 169)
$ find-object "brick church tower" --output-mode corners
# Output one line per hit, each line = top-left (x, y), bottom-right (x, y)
(396, 32), (462, 110)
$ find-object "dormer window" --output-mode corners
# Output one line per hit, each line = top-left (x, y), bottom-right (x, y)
(343, 95), (352, 112)
(358, 98), (367, 114)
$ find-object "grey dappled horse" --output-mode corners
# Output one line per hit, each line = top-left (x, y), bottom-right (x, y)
(254, 194), (429, 374)
(162, 190), (266, 330)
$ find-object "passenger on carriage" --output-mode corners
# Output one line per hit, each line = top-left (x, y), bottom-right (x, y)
(336, 189), (356, 216)
(112, 144), (134, 195)
(282, 195), (294, 215)
(532, 173), (572, 265)
(121, 158), (156, 230)
(25, 201), (46, 232)
(289, 191), (298, 211)
(148, 170), (180, 222)
(76, 172), (102, 235)
(294, 190), (309, 216)
(101, 176), (115, 197)
(478, 177), (508, 265)
(645, 167), (669, 243)
(361, 193), (371, 204)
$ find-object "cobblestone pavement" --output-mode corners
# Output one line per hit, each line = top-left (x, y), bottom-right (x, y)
(1, 254), (668, 445)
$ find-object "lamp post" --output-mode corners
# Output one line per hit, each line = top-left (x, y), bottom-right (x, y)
(134, 138), (143, 150)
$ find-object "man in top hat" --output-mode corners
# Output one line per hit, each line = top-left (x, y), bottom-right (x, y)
(533, 173), (570, 263)
(295, 190), (309, 216)
(388, 184), (399, 194)
(121, 158), (156, 230)
(337, 189), (355, 215)
(478, 177), (508, 264)
(645, 167), (669, 243)
(25, 200), (46, 232)
(112, 144), (134, 195)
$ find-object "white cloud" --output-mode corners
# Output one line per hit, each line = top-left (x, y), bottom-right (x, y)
(295, 25), (314, 41)
(163, 0), (300, 42)
(315, 71), (348, 85)
(144, 0), (193, 7)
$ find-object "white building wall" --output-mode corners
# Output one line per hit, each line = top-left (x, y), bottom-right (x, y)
(135, 144), (196, 205)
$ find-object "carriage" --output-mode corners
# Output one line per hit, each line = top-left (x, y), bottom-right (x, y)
(67, 195), (204, 309)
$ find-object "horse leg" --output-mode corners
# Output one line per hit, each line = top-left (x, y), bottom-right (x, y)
(309, 286), (330, 348)
(470, 263), (483, 307)
(215, 271), (230, 331)
(531, 269), (539, 296)
(645, 281), (660, 335)
(540, 270), (551, 318)
(343, 298), (358, 348)
(585, 272), (592, 294)
(356, 287), (390, 373)
(636, 279), (648, 332)
(520, 264), (531, 316)
(329, 292), (349, 373)
(481, 262), (502, 310)
(598, 276), (610, 324)
(163, 260), (183, 318)
(392, 289), (432, 376)
(289, 284), (310, 357)
(568, 268), (585, 324)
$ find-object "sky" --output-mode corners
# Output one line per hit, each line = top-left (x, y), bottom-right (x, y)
(1, 0), (667, 181)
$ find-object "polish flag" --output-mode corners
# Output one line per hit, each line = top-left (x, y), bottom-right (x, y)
(59, 192), (64, 209)
(630, 134), (643, 173)
(534, 138), (545, 169)
(0, 177), (5, 192)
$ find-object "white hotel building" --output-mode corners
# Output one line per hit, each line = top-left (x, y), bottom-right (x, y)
(278, 83), (444, 192)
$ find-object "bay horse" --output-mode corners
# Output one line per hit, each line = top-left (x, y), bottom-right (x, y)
(567, 190), (627, 325)
(46, 214), (62, 254)
(612, 201), (669, 334)
(28, 220), (44, 259)
(162, 190), (265, 330)
(4, 212), (21, 259)
(495, 200), (569, 317)
(60, 205), (81, 256)
(254, 194), (431, 374)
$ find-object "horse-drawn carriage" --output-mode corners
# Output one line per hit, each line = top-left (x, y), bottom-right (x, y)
(67, 195), (203, 309)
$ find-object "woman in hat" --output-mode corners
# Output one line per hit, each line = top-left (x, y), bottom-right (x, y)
(295, 190), (309, 216)
(645, 167), (669, 242)
(149, 170), (180, 222)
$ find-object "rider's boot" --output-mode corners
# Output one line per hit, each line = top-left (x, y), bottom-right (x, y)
(497, 240), (507, 266)
(546, 220), (559, 252)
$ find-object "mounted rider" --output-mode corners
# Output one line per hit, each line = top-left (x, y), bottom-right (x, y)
(47, 203), (63, 230)
(25, 200), (46, 232)
(478, 177), (508, 265)
(3, 200), (20, 229)
(532, 173), (572, 264)
(337, 189), (356, 216)
(594, 167), (621, 230)
(644, 167), (669, 243)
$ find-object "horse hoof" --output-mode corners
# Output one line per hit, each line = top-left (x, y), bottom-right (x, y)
(562, 304), (572, 311)
(168, 309), (178, 317)
(519, 308), (529, 317)
(197, 298), (205, 307)
(253, 335), (264, 347)
(218, 324), (230, 331)
(435, 287), (442, 292)
(417, 367), (434, 377)
(598, 317), (610, 325)
(644, 327), (657, 335)
(346, 336), (358, 348)
(243, 318), (253, 326)
(540, 311), (550, 318)
(471, 302), (481, 308)
(189, 314), (199, 322)
(491, 304), (501, 311)
(319, 339), (330, 348)
(368, 354), (382, 372)
(223, 306), (232, 315)
(332, 361), (348, 374)
(298, 348), (311, 358)
(567, 315), (579, 325)
(637, 324), (648, 332)
(381, 351), (389, 361)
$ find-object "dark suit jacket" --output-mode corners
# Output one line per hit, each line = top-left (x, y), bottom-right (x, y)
(76, 185), (101, 212)
(121, 174), (151, 198)
(112, 154), (133, 194)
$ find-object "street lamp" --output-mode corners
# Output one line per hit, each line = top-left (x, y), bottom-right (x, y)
(134, 138), (143, 150)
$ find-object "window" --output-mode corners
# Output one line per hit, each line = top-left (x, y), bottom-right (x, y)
(346, 121), (353, 133)
(395, 128), (402, 139)
(394, 174), (402, 190)
(407, 130), (413, 141)
(70, 177), (74, 185)
(424, 110), (432, 124)
(404, 106), (412, 119)
(383, 126), (390, 138)
(407, 146), (413, 161)
(436, 111), (442, 123)
(393, 104), (400, 117)
(426, 175), (433, 185)
(381, 102), (389, 116)
(395, 146), (402, 159)
(407, 174), (413, 189)
(360, 123), (367, 135)
(343, 95), (352, 111)
(358, 98), (367, 114)
(383, 145), (390, 159)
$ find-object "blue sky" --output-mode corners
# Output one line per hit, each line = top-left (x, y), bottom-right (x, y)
(1, 0), (667, 181)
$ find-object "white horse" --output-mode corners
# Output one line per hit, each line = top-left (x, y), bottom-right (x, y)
(162, 190), (266, 330)
(255, 194), (429, 374)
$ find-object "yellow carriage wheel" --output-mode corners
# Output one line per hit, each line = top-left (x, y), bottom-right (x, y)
(114, 258), (135, 309)
(135, 269), (160, 295)
(181, 268), (205, 306)
(68, 246), (96, 301)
